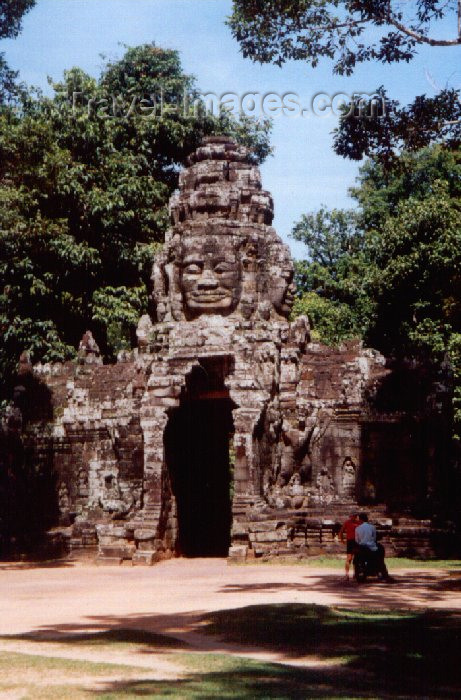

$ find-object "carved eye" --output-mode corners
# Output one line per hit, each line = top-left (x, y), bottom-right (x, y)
(184, 263), (202, 275)
(214, 262), (234, 274)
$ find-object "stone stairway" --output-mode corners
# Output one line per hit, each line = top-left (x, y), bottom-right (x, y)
(50, 498), (458, 564)
(230, 500), (457, 560)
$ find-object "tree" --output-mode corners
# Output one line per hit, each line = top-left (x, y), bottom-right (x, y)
(0, 44), (271, 395)
(291, 207), (372, 344)
(228, 1), (461, 74)
(0, 0), (35, 39)
(292, 146), (461, 434)
(356, 147), (461, 360)
(229, 1), (461, 168)
(334, 86), (461, 168)
(0, 0), (35, 103)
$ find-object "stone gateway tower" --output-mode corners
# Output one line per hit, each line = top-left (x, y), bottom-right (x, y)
(137, 136), (310, 560)
(3, 137), (450, 562)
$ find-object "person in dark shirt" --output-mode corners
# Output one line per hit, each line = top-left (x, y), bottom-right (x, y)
(355, 512), (394, 582)
(339, 512), (359, 580)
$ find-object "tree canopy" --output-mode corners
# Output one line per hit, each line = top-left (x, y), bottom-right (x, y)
(0, 43), (271, 395)
(292, 145), (461, 432)
(229, 1), (461, 74)
(334, 86), (461, 168)
(0, 0), (35, 39)
(0, 0), (35, 103)
(229, 1), (461, 169)
(291, 207), (370, 345)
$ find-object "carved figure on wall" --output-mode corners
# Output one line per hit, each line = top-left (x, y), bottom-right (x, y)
(288, 472), (309, 509)
(58, 482), (70, 524)
(315, 467), (335, 504)
(97, 472), (134, 518)
(78, 331), (102, 365)
(266, 471), (309, 509)
(342, 457), (356, 499)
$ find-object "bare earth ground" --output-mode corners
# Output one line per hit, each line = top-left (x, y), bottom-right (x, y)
(0, 558), (460, 695)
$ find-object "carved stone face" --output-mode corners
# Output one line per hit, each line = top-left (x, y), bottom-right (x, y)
(269, 265), (296, 318)
(179, 236), (241, 316)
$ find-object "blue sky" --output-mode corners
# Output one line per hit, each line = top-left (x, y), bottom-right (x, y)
(2, 0), (460, 257)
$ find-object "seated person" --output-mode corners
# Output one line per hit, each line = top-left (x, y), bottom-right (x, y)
(354, 512), (393, 582)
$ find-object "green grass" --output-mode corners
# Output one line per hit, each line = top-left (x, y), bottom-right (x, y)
(1, 684), (90, 699)
(0, 650), (140, 675)
(232, 555), (461, 569)
(94, 658), (352, 699)
(0, 647), (361, 699)
(0, 650), (147, 700)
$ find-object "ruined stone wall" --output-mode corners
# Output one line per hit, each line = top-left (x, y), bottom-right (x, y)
(7, 334), (448, 561)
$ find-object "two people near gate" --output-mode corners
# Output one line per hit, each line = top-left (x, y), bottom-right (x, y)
(339, 511), (394, 582)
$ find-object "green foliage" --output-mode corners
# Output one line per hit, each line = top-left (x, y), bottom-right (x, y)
(0, 43), (271, 392)
(334, 87), (461, 169)
(364, 178), (461, 358)
(229, 1), (461, 75)
(449, 334), (461, 438)
(292, 207), (361, 267)
(0, 0), (35, 104)
(291, 291), (361, 346)
(291, 206), (373, 344)
(92, 285), (147, 354)
(229, 3), (461, 170)
(292, 145), (461, 436)
(0, 0), (35, 39)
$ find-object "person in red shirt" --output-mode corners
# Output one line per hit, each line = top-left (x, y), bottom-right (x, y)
(339, 512), (359, 580)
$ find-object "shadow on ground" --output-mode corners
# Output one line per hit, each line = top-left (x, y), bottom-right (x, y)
(2, 593), (461, 698)
(220, 569), (461, 608)
(0, 558), (76, 570)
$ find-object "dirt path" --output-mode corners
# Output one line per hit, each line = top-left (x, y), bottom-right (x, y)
(0, 558), (460, 686)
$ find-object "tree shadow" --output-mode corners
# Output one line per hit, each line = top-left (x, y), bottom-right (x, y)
(199, 603), (461, 698)
(219, 569), (461, 608)
(2, 599), (461, 697)
(84, 663), (379, 699)
(1, 626), (189, 650)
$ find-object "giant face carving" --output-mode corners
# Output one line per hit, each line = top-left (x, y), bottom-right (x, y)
(179, 235), (241, 317)
(269, 264), (296, 318)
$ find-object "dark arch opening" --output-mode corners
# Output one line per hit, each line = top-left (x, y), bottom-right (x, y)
(164, 357), (235, 557)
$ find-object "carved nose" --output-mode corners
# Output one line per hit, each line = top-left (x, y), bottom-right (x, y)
(197, 271), (219, 289)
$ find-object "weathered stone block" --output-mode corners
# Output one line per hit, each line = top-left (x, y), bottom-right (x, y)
(134, 529), (156, 541)
(95, 556), (123, 566)
(99, 544), (136, 559)
(249, 529), (287, 543)
(132, 551), (156, 566)
(228, 545), (247, 562)
(248, 520), (284, 533)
